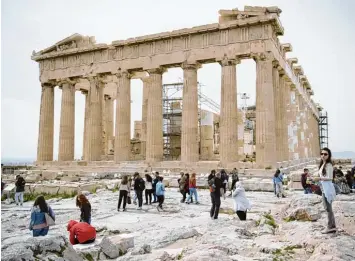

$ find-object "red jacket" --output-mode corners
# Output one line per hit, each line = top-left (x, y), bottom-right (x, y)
(67, 220), (96, 245)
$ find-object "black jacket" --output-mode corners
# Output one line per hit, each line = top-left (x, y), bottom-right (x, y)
(80, 202), (91, 223)
(15, 177), (26, 192)
(212, 177), (223, 197)
(152, 178), (159, 189)
(134, 177), (145, 191)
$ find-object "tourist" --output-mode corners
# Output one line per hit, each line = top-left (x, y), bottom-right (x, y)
(220, 169), (229, 195)
(156, 176), (165, 211)
(178, 172), (188, 203)
(232, 182), (251, 221)
(76, 194), (91, 224)
(209, 172), (223, 219)
(334, 169), (350, 194)
(184, 173), (193, 203)
(208, 169), (216, 181)
(15, 175), (26, 206)
(67, 220), (96, 245)
(229, 168), (239, 195)
(152, 172), (159, 203)
(144, 174), (154, 205)
(274, 169), (285, 198)
(29, 195), (55, 237)
(1, 181), (5, 196)
(186, 173), (199, 204)
(310, 147), (337, 234)
(345, 170), (354, 191)
(301, 168), (312, 194)
(133, 172), (145, 210)
(117, 175), (130, 211)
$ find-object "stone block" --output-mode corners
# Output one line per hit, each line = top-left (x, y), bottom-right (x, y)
(290, 172), (302, 182)
(100, 234), (134, 259)
(288, 181), (303, 190)
(41, 171), (58, 180)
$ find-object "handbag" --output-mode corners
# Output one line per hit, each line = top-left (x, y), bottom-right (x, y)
(127, 195), (132, 204)
(45, 212), (55, 226)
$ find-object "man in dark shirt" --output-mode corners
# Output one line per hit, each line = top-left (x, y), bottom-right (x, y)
(152, 172), (159, 203)
(209, 172), (223, 219)
(301, 168), (312, 194)
(15, 175), (26, 206)
(133, 172), (145, 210)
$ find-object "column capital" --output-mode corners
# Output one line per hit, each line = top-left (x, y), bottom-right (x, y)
(141, 76), (152, 84)
(251, 52), (274, 61)
(41, 81), (56, 88)
(115, 70), (132, 79)
(146, 67), (166, 75)
(57, 77), (78, 87)
(218, 56), (240, 67)
(181, 61), (201, 70)
(81, 90), (88, 95)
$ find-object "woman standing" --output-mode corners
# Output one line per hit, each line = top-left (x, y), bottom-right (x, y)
(118, 175), (130, 211)
(144, 174), (154, 205)
(186, 173), (199, 204)
(274, 169), (285, 198)
(311, 148), (337, 234)
(29, 195), (55, 237)
(76, 194), (91, 224)
(232, 182), (251, 220)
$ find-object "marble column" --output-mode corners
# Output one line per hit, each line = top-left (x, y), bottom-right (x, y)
(105, 95), (114, 155)
(281, 76), (291, 161)
(58, 80), (76, 161)
(86, 76), (103, 161)
(146, 68), (164, 162)
(288, 85), (299, 160)
(273, 63), (283, 162)
(37, 83), (55, 161)
(254, 54), (277, 167)
(181, 63), (199, 163)
(82, 91), (89, 160)
(141, 77), (150, 158)
(219, 57), (239, 164)
(296, 92), (306, 160)
(114, 71), (131, 162)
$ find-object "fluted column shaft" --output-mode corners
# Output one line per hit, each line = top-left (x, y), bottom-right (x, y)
(114, 72), (131, 162)
(289, 87), (299, 160)
(146, 69), (164, 162)
(105, 95), (114, 155)
(219, 58), (239, 164)
(273, 65), (283, 162)
(141, 77), (149, 158)
(37, 83), (55, 161)
(282, 77), (291, 161)
(296, 93), (306, 160)
(86, 77), (103, 161)
(181, 63), (199, 162)
(255, 55), (277, 167)
(58, 81), (75, 161)
(82, 91), (89, 160)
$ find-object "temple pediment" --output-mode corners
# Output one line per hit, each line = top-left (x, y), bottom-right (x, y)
(32, 33), (96, 57)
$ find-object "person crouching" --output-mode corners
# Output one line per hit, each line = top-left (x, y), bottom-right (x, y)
(67, 220), (96, 245)
(232, 182), (251, 221)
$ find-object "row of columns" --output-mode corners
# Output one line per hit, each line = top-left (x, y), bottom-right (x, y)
(37, 54), (319, 166)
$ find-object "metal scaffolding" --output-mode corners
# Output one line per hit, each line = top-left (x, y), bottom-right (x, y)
(318, 110), (329, 149)
(162, 82), (220, 160)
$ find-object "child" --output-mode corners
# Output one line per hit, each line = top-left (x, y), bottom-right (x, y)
(155, 177), (165, 211)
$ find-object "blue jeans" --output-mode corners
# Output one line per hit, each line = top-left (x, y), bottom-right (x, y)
(15, 192), (24, 204)
(187, 188), (198, 202)
(304, 187), (312, 194)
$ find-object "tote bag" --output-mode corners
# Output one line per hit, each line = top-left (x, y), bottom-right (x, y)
(45, 212), (55, 226)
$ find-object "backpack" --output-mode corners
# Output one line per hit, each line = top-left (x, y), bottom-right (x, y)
(208, 178), (216, 193)
(138, 178), (145, 191)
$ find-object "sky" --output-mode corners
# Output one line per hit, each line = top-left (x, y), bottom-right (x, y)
(1, 0), (355, 160)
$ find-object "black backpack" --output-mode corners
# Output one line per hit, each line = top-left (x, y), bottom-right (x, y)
(138, 178), (145, 191)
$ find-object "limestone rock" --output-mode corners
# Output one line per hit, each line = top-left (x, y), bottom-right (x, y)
(282, 194), (322, 221)
(100, 234), (134, 258)
(131, 244), (152, 255)
(286, 207), (321, 221)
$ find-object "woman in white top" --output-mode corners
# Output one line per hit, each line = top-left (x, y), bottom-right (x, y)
(144, 174), (154, 205)
(311, 147), (336, 234)
(232, 181), (251, 221)
(118, 175), (130, 212)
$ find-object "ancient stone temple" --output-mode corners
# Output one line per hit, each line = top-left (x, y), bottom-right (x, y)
(31, 6), (321, 168)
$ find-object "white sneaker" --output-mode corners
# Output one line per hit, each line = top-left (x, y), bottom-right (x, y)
(137, 207), (142, 210)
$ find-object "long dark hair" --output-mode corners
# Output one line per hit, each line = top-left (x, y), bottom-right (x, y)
(34, 195), (48, 213)
(121, 175), (128, 185)
(318, 147), (332, 176)
(145, 174), (153, 182)
(76, 194), (90, 207)
(274, 169), (280, 178)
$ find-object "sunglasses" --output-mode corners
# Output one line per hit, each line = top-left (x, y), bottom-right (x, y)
(320, 153), (328, 156)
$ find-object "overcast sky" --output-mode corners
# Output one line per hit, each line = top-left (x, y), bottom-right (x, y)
(1, 0), (355, 160)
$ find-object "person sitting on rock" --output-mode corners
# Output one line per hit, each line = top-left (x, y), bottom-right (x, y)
(67, 220), (96, 245)
(76, 194), (92, 224)
(232, 181), (251, 221)
(156, 176), (165, 211)
(144, 174), (154, 205)
(345, 170), (354, 191)
(301, 168), (312, 194)
(29, 195), (55, 237)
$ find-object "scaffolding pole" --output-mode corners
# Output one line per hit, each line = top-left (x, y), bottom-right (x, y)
(318, 110), (329, 149)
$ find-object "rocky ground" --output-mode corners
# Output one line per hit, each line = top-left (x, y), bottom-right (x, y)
(1, 188), (355, 261)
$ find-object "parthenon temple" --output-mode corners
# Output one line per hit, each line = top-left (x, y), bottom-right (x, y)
(31, 6), (323, 169)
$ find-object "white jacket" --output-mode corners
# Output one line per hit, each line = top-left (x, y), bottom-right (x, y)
(232, 182), (251, 212)
(145, 181), (153, 190)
